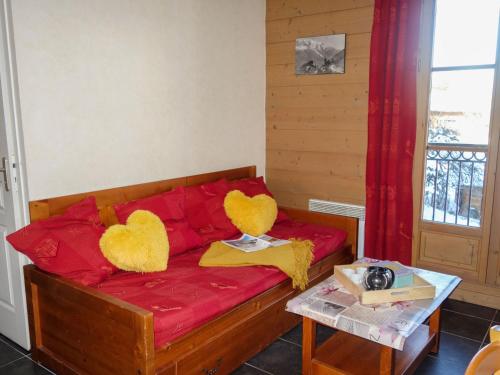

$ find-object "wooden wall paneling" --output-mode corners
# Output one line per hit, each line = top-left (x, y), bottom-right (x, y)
(268, 106), (368, 132)
(267, 6), (373, 43)
(264, 190), (319, 210)
(267, 58), (370, 87)
(268, 84), (368, 109)
(266, 1), (374, 209)
(267, 150), (365, 179)
(267, 169), (365, 209)
(451, 281), (500, 309)
(486, 141), (500, 285)
(267, 129), (367, 154)
(266, 0), (374, 21)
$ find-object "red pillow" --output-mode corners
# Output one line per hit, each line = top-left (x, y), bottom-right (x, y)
(229, 176), (274, 197)
(164, 221), (203, 256)
(185, 178), (239, 243)
(114, 186), (185, 223)
(113, 187), (203, 256)
(7, 197), (116, 285)
(229, 176), (289, 223)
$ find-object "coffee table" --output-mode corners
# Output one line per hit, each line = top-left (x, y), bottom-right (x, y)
(286, 259), (461, 375)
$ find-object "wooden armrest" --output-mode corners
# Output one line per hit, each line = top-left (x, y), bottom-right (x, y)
(279, 206), (358, 258)
(24, 265), (155, 375)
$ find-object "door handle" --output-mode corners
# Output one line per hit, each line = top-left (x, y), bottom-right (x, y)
(0, 157), (9, 192)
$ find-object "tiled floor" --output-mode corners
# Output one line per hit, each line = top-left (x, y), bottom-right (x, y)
(0, 334), (52, 375)
(0, 299), (497, 374)
(232, 299), (498, 375)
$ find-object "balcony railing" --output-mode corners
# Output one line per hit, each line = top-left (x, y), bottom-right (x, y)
(423, 143), (487, 227)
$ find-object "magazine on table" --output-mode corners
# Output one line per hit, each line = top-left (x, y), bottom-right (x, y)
(222, 234), (291, 252)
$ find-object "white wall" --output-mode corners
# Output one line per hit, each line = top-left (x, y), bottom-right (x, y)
(11, 0), (265, 200)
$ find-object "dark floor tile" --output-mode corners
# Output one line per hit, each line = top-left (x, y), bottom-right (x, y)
(280, 322), (336, 347)
(415, 354), (470, 375)
(231, 363), (270, 375)
(481, 322), (500, 346)
(0, 357), (53, 375)
(441, 310), (491, 342)
(414, 355), (441, 374)
(431, 332), (480, 364)
(0, 339), (24, 367)
(0, 334), (30, 356)
(247, 338), (301, 375)
(443, 299), (496, 320)
(316, 324), (336, 346)
(280, 323), (301, 346)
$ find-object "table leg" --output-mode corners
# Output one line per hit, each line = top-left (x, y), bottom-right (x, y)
(429, 306), (441, 354)
(380, 345), (395, 375)
(302, 317), (317, 375)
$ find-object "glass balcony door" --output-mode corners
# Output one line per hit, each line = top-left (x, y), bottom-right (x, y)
(415, 0), (500, 284)
(422, 0), (499, 229)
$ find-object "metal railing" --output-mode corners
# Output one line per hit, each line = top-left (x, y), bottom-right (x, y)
(423, 143), (487, 227)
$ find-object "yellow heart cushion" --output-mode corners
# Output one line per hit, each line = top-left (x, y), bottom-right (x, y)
(99, 210), (169, 272)
(224, 190), (278, 237)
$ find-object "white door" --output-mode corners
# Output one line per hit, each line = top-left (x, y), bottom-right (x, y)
(0, 0), (30, 350)
(0, 89), (29, 350)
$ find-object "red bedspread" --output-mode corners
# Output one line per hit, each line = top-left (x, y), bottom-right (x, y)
(94, 220), (347, 348)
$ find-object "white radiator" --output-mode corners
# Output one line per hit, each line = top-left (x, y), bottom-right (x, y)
(308, 199), (365, 258)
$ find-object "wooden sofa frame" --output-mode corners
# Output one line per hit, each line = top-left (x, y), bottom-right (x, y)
(24, 166), (358, 375)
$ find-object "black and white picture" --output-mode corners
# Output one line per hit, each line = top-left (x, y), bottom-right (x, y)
(295, 34), (346, 75)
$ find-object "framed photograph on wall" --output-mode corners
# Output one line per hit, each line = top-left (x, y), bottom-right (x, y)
(295, 34), (346, 75)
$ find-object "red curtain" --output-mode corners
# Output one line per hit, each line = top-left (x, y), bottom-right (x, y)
(365, 0), (422, 265)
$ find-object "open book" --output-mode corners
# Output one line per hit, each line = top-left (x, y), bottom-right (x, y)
(222, 234), (291, 252)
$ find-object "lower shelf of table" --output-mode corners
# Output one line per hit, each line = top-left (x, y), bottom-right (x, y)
(312, 324), (436, 375)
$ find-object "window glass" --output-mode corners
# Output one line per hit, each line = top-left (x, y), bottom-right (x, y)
(423, 152), (486, 227)
(427, 69), (494, 145)
(432, 0), (500, 67)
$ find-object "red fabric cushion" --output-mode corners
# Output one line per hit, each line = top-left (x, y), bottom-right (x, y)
(7, 197), (115, 285)
(229, 176), (273, 197)
(95, 219), (347, 348)
(114, 187), (185, 223)
(163, 220), (203, 257)
(114, 187), (203, 256)
(185, 179), (238, 243)
(228, 176), (289, 222)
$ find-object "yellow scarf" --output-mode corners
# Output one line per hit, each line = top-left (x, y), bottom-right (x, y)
(199, 240), (314, 290)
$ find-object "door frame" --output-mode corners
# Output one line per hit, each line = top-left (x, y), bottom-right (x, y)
(412, 0), (435, 266)
(0, 0), (31, 347)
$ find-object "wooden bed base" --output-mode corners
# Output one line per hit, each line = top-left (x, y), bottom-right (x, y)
(24, 166), (358, 375)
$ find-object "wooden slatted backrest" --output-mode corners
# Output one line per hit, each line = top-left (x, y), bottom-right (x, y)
(29, 166), (256, 227)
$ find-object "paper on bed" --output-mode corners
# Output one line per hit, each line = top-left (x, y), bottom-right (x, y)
(222, 234), (291, 252)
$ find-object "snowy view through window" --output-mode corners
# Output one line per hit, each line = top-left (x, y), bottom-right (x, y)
(423, 0), (499, 227)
